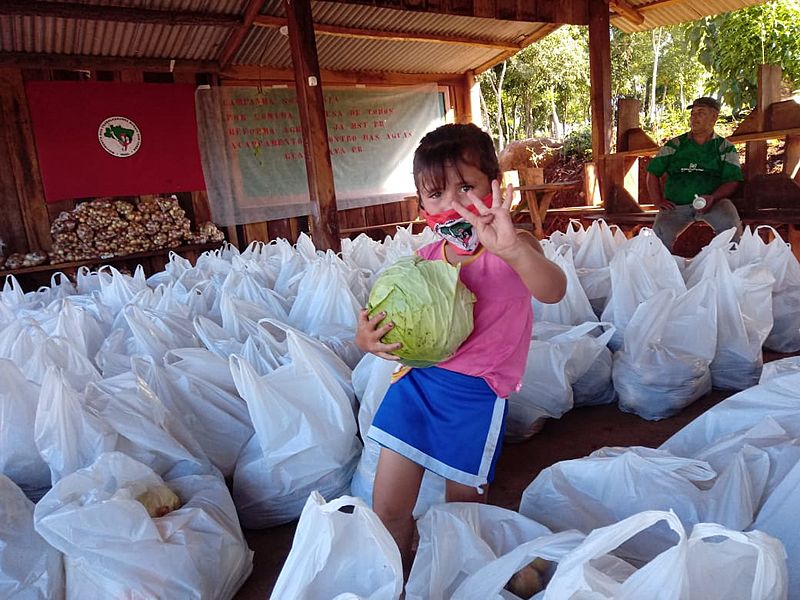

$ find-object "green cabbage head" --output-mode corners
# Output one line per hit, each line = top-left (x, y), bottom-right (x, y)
(367, 256), (476, 368)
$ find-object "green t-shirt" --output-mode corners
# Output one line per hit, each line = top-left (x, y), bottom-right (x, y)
(646, 132), (743, 205)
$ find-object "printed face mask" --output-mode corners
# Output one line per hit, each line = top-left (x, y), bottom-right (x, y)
(420, 192), (493, 255)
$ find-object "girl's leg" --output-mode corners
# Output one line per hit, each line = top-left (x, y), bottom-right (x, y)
(445, 479), (489, 503)
(372, 447), (424, 573)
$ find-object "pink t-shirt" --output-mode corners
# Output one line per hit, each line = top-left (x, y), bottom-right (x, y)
(417, 240), (533, 398)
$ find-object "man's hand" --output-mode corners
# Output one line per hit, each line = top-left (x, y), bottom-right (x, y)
(355, 308), (401, 361)
(695, 194), (715, 214)
(654, 197), (676, 211)
(451, 180), (520, 259)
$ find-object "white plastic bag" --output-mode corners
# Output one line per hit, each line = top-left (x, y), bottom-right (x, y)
(0, 359), (51, 499)
(519, 446), (762, 564)
(449, 530), (585, 600)
(543, 511), (689, 599)
(0, 474), (64, 599)
(132, 356), (254, 479)
(406, 503), (556, 600)
(229, 333), (361, 528)
(287, 255), (364, 368)
(506, 337), (573, 441)
(271, 492), (403, 600)
(613, 283), (716, 420)
(601, 230), (686, 351)
(686, 247), (774, 390)
(34, 452), (253, 600)
(544, 511), (786, 600)
(731, 226), (800, 353)
(532, 245), (597, 326)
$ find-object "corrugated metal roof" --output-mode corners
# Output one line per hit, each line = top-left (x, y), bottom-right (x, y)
(0, 15), (230, 60)
(0, 0), (770, 74)
(612, 0), (767, 33)
(233, 0), (553, 74)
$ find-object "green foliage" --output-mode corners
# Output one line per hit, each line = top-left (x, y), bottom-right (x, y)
(478, 26), (590, 142)
(687, 0), (800, 112)
(561, 128), (593, 160)
(479, 2), (799, 148)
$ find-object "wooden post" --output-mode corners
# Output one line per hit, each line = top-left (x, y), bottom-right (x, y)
(285, 0), (340, 252)
(745, 64), (782, 180)
(784, 135), (800, 183)
(466, 70), (483, 127)
(588, 0), (612, 159)
(616, 97), (641, 152)
(0, 68), (52, 253)
(518, 166), (544, 186)
(599, 154), (641, 213)
(584, 161), (601, 206)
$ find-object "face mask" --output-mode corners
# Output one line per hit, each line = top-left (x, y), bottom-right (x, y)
(420, 192), (493, 255)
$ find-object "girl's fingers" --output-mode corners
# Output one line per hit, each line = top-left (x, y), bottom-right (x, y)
(467, 189), (490, 215)
(376, 352), (401, 361)
(502, 182), (514, 210)
(449, 200), (479, 224)
(376, 322), (395, 337)
(367, 310), (388, 327)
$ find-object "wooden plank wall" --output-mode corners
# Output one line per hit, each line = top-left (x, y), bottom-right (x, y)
(0, 65), (422, 258)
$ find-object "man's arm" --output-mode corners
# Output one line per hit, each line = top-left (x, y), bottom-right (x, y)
(646, 172), (675, 211)
(695, 180), (740, 213)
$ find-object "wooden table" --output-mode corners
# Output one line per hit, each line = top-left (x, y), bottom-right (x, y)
(511, 181), (580, 238)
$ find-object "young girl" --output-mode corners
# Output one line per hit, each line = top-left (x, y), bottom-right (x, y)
(355, 123), (567, 572)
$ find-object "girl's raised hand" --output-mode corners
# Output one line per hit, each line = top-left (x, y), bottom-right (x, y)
(451, 179), (520, 258)
(355, 308), (402, 360)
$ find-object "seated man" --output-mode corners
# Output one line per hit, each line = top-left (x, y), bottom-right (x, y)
(646, 96), (744, 251)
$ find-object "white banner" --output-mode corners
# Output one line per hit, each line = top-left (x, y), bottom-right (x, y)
(196, 84), (443, 225)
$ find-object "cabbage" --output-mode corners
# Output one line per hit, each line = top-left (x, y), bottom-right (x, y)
(367, 256), (475, 368)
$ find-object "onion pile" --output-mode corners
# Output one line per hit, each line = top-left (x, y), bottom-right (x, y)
(2, 250), (48, 269)
(48, 196), (220, 263)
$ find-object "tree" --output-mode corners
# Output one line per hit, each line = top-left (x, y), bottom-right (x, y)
(478, 26), (590, 144)
(687, 0), (800, 113)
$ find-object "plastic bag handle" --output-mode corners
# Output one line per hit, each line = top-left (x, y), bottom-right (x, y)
(559, 510), (685, 568)
(318, 495), (370, 514)
(753, 224), (783, 241)
(550, 321), (616, 346)
(690, 523), (785, 598)
(50, 271), (69, 287)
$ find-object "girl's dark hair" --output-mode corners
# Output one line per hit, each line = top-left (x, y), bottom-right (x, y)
(412, 123), (499, 198)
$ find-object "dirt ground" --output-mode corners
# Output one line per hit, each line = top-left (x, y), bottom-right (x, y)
(233, 350), (796, 598)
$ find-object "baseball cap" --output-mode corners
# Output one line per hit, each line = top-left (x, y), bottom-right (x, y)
(687, 96), (721, 111)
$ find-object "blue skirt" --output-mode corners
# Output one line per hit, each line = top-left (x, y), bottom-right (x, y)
(367, 366), (507, 489)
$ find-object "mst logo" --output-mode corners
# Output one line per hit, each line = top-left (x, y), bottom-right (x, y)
(98, 116), (141, 157)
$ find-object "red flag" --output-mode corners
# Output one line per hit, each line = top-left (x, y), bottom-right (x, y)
(25, 82), (206, 202)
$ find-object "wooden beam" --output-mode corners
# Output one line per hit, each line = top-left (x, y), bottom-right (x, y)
(635, 0), (695, 13)
(0, 52), (218, 73)
(220, 64), (465, 86)
(320, 0), (589, 24)
(253, 14), (520, 50)
(784, 136), (800, 182)
(219, 0), (267, 71)
(608, 0), (644, 25)
(472, 23), (561, 75)
(0, 69), (53, 253)
(0, 0), (240, 27)
(616, 97), (640, 151)
(588, 0), (612, 159)
(745, 64), (782, 180)
(285, 0), (340, 252)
